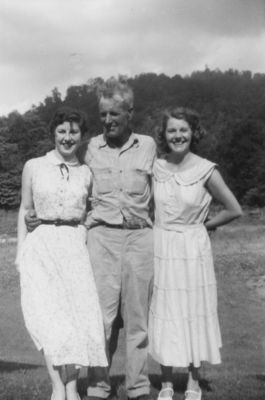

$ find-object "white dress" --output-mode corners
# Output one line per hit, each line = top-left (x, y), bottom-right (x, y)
(148, 157), (222, 368)
(19, 150), (107, 367)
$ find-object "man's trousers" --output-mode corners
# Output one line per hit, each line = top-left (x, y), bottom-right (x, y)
(86, 226), (154, 398)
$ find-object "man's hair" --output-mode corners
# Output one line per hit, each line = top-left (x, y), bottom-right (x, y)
(96, 77), (134, 110)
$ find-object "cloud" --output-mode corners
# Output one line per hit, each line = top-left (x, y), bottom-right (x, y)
(159, 0), (265, 37)
(198, 33), (265, 73)
(0, 0), (264, 115)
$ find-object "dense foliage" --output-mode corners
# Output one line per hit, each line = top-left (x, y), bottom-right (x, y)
(1, 69), (265, 209)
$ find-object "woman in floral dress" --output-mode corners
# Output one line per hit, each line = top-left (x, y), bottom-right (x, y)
(16, 108), (107, 400)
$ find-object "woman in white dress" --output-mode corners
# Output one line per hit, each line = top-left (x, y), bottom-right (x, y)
(148, 108), (242, 400)
(16, 108), (107, 400)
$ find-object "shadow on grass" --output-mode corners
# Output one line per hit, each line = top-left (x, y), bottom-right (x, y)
(77, 374), (125, 397)
(256, 374), (265, 381)
(150, 373), (212, 393)
(77, 372), (212, 397)
(0, 360), (43, 372)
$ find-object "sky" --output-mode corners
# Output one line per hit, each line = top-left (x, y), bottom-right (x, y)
(0, 0), (265, 116)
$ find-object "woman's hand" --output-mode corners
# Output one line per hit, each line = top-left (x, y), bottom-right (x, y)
(25, 209), (41, 232)
(204, 221), (217, 234)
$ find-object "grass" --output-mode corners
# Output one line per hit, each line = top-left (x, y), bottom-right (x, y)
(1, 211), (265, 399)
(0, 209), (17, 237)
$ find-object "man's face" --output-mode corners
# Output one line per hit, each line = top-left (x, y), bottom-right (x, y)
(99, 95), (132, 140)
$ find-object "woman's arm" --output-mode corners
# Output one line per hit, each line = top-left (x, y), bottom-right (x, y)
(15, 161), (34, 266)
(204, 169), (243, 231)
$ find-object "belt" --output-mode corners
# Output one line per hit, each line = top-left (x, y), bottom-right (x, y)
(101, 221), (150, 230)
(40, 219), (81, 227)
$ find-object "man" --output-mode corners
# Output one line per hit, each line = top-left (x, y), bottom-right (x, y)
(84, 78), (156, 400)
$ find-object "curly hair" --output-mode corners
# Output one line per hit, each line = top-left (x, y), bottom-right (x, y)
(49, 106), (88, 140)
(156, 107), (206, 156)
(96, 76), (134, 111)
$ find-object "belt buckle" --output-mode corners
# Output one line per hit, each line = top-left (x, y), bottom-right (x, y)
(122, 219), (137, 229)
(54, 219), (62, 226)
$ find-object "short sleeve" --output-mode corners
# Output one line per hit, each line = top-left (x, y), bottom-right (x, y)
(142, 135), (157, 174)
(84, 141), (93, 167)
(202, 162), (217, 184)
(82, 164), (92, 191)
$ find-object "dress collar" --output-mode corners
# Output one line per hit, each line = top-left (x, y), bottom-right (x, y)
(45, 150), (80, 167)
(154, 158), (216, 186)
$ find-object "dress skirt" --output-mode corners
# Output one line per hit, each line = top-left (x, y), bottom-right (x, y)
(148, 224), (222, 368)
(19, 224), (107, 367)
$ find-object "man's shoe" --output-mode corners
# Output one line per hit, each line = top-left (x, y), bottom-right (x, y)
(128, 394), (154, 400)
(84, 395), (117, 400)
(83, 397), (106, 400)
(184, 389), (202, 400)
(157, 387), (174, 400)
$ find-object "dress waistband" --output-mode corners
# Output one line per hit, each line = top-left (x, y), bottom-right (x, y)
(155, 223), (205, 232)
(40, 219), (81, 227)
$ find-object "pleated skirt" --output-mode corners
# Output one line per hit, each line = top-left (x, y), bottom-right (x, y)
(148, 224), (222, 368)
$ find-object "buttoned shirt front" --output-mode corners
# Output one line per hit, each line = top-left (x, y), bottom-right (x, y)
(85, 132), (156, 228)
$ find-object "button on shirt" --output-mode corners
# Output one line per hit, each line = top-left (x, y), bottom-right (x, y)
(85, 133), (156, 228)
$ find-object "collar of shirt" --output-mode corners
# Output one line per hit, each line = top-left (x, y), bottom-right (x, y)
(97, 132), (139, 152)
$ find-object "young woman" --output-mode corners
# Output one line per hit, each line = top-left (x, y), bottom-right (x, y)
(148, 107), (242, 400)
(16, 107), (107, 400)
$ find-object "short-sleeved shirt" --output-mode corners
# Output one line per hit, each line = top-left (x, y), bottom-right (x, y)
(85, 132), (156, 228)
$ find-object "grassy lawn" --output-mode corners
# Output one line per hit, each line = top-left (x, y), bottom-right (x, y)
(1, 211), (265, 399)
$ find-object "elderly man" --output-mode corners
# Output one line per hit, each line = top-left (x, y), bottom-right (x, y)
(84, 78), (156, 400)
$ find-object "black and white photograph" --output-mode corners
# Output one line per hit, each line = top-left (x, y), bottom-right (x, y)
(0, 1), (265, 399)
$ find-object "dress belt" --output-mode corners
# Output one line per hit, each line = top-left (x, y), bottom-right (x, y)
(40, 219), (81, 227)
(155, 223), (204, 232)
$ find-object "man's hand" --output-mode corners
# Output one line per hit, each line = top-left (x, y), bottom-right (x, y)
(25, 209), (41, 232)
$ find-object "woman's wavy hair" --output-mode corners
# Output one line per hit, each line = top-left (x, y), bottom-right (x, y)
(156, 107), (206, 156)
(49, 107), (88, 140)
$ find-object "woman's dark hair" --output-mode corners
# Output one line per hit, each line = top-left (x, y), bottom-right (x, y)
(156, 107), (206, 156)
(49, 107), (88, 140)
